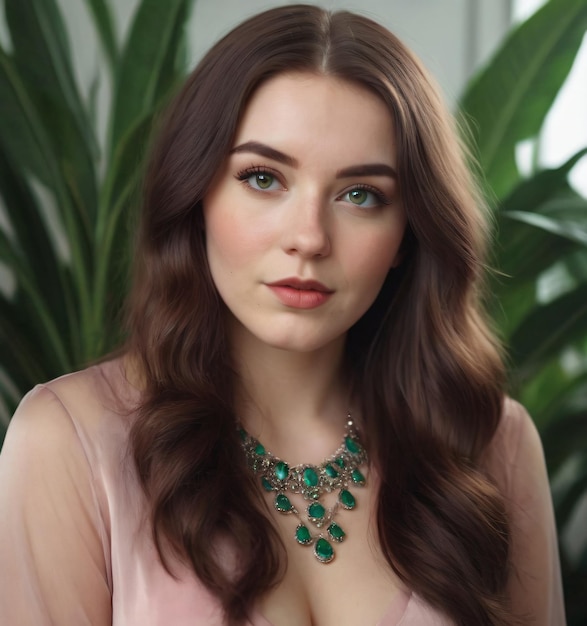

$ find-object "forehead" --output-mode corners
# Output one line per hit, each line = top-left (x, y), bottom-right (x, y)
(233, 72), (396, 165)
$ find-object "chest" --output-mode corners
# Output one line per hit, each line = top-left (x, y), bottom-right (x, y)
(257, 479), (409, 626)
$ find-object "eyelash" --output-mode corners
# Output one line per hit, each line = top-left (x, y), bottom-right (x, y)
(340, 184), (391, 207)
(235, 165), (282, 188)
(235, 166), (391, 207)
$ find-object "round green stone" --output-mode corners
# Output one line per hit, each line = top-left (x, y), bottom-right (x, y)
(335, 457), (346, 468)
(274, 493), (293, 513)
(238, 428), (247, 441)
(261, 477), (273, 492)
(254, 442), (266, 455)
(345, 436), (361, 454)
(295, 524), (312, 545)
(324, 464), (339, 478)
(314, 537), (334, 563)
(351, 468), (366, 486)
(274, 461), (289, 481)
(303, 467), (319, 487)
(307, 502), (325, 520)
(339, 489), (356, 510)
(327, 522), (345, 542)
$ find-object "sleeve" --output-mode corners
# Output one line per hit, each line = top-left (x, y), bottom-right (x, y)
(0, 385), (112, 625)
(503, 401), (566, 625)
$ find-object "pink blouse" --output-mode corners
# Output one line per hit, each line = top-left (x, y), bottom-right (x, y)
(0, 360), (565, 625)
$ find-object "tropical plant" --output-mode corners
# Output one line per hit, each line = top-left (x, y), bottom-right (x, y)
(0, 0), (586, 620)
(459, 0), (587, 621)
(0, 0), (195, 431)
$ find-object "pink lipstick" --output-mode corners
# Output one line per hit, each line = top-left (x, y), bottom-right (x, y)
(266, 278), (333, 309)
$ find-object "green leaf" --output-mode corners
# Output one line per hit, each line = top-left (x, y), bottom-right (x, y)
(93, 112), (154, 348)
(494, 195), (587, 291)
(0, 46), (93, 345)
(543, 409), (587, 474)
(82, 0), (119, 72)
(500, 148), (587, 213)
(0, 48), (55, 186)
(552, 453), (587, 530)
(5, 0), (98, 225)
(0, 232), (73, 374)
(108, 0), (195, 156)
(502, 209), (587, 248)
(460, 0), (587, 199)
(0, 291), (57, 387)
(0, 145), (71, 331)
(509, 282), (587, 376)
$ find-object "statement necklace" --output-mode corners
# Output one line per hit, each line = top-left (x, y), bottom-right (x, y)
(239, 415), (368, 564)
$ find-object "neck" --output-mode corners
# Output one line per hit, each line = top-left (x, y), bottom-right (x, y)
(232, 331), (351, 465)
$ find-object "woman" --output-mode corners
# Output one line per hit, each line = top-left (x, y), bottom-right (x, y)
(0, 5), (564, 625)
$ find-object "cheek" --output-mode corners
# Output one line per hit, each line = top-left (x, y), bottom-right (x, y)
(204, 205), (273, 271)
(351, 224), (406, 288)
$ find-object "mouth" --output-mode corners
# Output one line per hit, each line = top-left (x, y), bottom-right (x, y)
(265, 278), (334, 309)
(267, 278), (333, 293)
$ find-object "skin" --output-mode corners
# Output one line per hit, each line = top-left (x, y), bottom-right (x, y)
(203, 72), (408, 625)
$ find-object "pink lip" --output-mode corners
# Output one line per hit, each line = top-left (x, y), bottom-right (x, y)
(266, 277), (333, 309)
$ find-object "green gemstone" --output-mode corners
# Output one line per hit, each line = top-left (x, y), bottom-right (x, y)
(261, 477), (273, 492)
(345, 436), (361, 454)
(327, 522), (346, 542)
(339, 489), (356, 510)
(307, 502), (325, 520)
(274, 493), (293, 513)
(314, 537), (334, 563)
(238, 428), (247, 441)
(275, 461), (289, 481)
(324, 464), (339, 478)
(351, 468), (366, 485)
(335, 457), (346, 468)
(295, 524), (312, 545)
(254, 442), (266, 455)
(303, 467), (319, 487)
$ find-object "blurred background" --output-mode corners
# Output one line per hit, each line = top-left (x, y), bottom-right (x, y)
(0, 0), (586, 621)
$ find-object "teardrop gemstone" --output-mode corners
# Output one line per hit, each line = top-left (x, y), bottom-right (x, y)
(327, 522), (345, 542)
(351, 468), (366, 486)
(303, 467), (319, 487)
(324, 464), (339, 478)
(345, 436), (361, 454)
(274, 493), (293, 513)
(339, 489), (356, 510)
(307, 502), (325, 521)
(314, 537), (334, 563)
(295, 524), (313, 545)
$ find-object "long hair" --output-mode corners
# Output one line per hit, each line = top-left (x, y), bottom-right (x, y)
(127, 5), (510, 624)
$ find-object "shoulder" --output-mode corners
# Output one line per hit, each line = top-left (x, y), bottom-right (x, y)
(3, 358), (140, 479)
(481, 397), (545, 499)
(483, 398), (553, 514)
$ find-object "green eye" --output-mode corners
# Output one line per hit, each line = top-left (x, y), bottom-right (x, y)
(349, 189), (369, 205)
(341, 186), (387, 208)
(254, 173), (274, 189)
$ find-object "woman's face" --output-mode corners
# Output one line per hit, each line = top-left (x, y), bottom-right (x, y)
(203, 72), (407, 355)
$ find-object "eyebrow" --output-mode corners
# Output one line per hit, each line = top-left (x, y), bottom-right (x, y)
(230, 141), (397, 179)
(230, 142), (298, 167)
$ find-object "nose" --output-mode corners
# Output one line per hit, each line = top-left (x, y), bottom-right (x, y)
(281, 192), (331, 258)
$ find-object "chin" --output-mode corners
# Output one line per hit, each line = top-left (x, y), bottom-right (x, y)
(247, 328), (344, 354)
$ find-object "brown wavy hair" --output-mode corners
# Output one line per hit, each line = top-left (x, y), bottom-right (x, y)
(127, 5), (511, 624)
